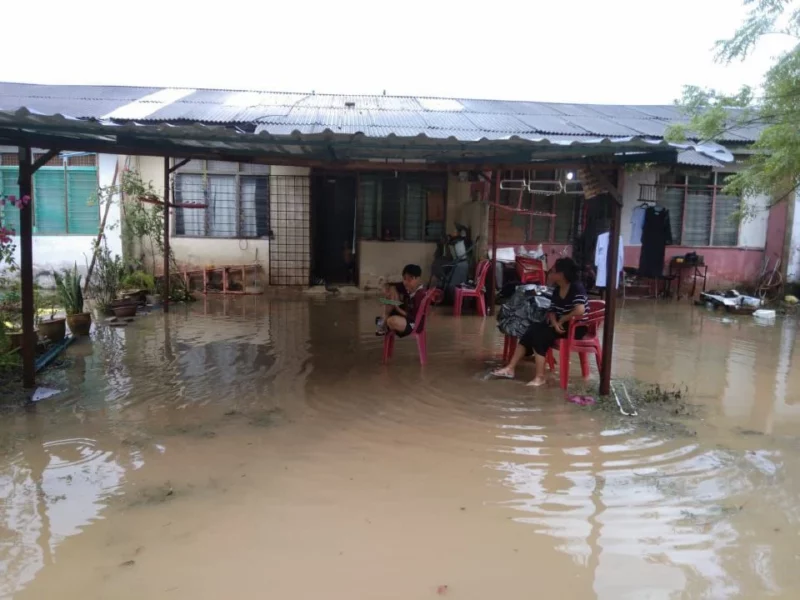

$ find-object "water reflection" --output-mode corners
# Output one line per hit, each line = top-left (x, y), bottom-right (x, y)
(0, 297), (798, 598)
(0, 412), (130, 597)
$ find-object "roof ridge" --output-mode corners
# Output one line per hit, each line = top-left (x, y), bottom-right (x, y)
(0, 80), (677, 109)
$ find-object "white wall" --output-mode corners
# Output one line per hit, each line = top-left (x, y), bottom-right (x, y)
(788, 190), (800, 282)
(738, 192), (769, 248)
(7, 153), (121, 283)
(620, 170), (656, 245)
(132, 160), (312, 285)
(358, 241), (436, 289)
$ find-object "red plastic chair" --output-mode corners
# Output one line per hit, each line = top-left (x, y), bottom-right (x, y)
(453, 259), (491, 317)
(546, 300), (605, 389)
(383, 288), (443, 365)
(501, 300), (605, 389)
(516, 256), (546, 285)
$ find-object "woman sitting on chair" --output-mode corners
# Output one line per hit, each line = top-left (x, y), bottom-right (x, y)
(492, 257), (587, 387)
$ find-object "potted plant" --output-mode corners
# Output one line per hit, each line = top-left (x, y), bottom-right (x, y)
(121, 270), (156, 305)
(54, 263), (92, 336)
(88, 242), (124, 314)
(37, 292), (65, 344)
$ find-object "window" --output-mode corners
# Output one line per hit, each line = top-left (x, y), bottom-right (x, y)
(654, 172), (740, 247)
(358, 173), (446, 241)
(0, 155), (99, 235)
(173, 160), (270, 238)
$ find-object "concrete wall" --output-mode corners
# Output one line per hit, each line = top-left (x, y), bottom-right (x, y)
(130, 159), (313, 286)
(788, 190), (800, 283)
(358, 241), (436, 289)
(7, 153), (121, 284)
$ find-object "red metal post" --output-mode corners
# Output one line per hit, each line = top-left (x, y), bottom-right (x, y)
(163, 157), (170, 312)
(489, 169), (500, 314)
(599, 192), (621, 396)
(18, 146), (36, 388)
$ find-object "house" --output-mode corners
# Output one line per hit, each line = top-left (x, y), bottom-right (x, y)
(0, 82), (795, 292)
(0, 147), (121, 281)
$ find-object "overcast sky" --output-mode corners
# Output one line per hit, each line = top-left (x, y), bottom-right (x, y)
(1, 0), (795, 104)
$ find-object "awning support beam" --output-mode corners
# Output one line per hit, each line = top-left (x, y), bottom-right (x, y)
(17, 147), (61, 388)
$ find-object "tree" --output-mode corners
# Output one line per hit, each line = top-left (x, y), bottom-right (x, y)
(667, 0), (800, 215)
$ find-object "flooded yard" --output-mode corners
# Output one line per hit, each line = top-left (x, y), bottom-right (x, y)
(1, 295), (800, 599)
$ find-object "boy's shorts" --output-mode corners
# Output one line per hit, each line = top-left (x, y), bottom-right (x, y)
(389, 309), (415, 337)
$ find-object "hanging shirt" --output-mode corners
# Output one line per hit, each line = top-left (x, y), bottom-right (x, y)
(638, 207), (673, 278)
(594, 232), (624, 288)
(630, 205), (647, 245)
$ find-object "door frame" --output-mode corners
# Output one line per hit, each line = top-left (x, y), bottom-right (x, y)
(310, 169), (360, 287)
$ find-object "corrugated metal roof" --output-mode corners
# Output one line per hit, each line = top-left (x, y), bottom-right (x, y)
(0, 82), (761, 144)
(676, 149), (725, 168)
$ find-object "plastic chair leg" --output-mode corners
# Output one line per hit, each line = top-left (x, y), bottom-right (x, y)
(477, 294), (486, 317)
(559, 341), (570, 389)
(594, 342), (603, 372)
(579, 352), (590, 378)
(453, 290), (462, 316)
(382, 334), (391, 363)
(416, 333), (427, 365)
(503, 336), (517, 362)
(546, 349), (556, 371)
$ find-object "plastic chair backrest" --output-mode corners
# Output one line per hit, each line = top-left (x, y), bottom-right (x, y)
(474, 259), (491, 290)
(413, 288), (442, 335)
(568, 299), (605, 339)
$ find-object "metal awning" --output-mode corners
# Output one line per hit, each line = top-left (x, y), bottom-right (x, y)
(0, 107), (733, 168)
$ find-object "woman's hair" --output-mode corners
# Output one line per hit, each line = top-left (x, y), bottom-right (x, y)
(553, 257), (579, 283)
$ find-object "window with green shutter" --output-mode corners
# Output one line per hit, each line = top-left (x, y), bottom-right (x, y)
(0, 167), (21, 234)
(0, 162), (98, 235)
(67, 169), (99, 234)
(34, 168), (67, 234)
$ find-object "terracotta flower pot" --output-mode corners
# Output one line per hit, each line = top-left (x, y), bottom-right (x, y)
(66, 312), (93, 336)
(38, 318), (66, 344)
(8, 331), (23, 350)
(112, 304), (137, 319)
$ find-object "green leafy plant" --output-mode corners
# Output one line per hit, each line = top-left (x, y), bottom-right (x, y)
(94, 166), (193, 303)
(53, 264), (85, 315)
(89, 242), (124, 311)
(121, 270), (156, 292)
(667, 1), (800, 218)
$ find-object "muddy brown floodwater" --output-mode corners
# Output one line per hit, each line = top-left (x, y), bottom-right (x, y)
(1, 295), (800, 599)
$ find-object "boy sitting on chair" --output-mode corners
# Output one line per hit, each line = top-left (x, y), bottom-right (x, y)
(376, 264), (425, 337)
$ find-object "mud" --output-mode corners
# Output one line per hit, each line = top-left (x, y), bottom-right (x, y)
(1, 297), (799, 599)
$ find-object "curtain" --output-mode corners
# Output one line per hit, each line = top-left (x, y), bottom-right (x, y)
(712, 193), (740, 246)
(683, 189), (713, 246)
(240, 177), (257, 237)
(208, 175), (236, 237)
(176, 174), (205, 236)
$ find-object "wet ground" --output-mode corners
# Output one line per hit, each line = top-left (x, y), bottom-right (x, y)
(1, 295), (799, 599)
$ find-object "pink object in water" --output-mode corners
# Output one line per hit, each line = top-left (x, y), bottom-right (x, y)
(566, 395), (595, 406)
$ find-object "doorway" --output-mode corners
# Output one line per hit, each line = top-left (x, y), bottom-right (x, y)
(311, 174), (358, 286)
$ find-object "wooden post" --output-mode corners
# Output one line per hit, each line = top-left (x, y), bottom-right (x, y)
(18, 147), (35, 388)
(489, 169), (500, 315)
(599, 193), (621, 396)
(162, 157), (171, 312)
(83, 159), (120, 295)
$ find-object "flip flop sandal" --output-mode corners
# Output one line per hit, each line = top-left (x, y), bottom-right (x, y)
(491, 370), (514, 380)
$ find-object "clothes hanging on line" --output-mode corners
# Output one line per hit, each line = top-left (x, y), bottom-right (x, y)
(594, 232), (624, 288)
(638, 206), (673, 277)
(630, 205), (647, 245)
